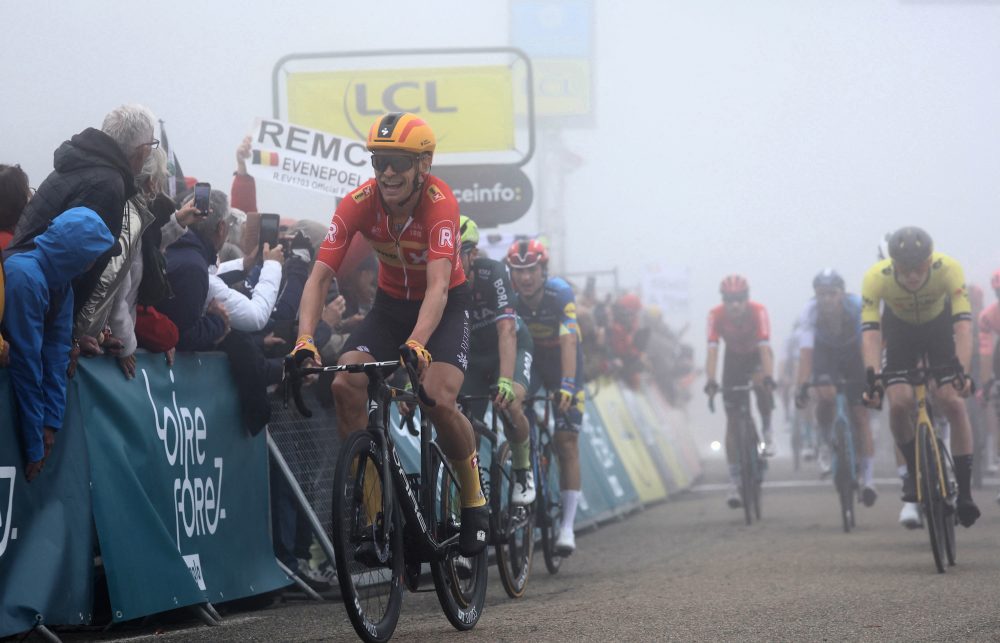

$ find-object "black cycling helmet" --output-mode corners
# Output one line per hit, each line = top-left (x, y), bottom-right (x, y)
(812, 268), (845, 291)
(888, 226), (933, 268)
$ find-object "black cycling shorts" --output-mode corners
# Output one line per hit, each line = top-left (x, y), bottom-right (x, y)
(812, 341), (866, 404)
(344, 285), (471, 371)
(882, 307), (957, 386)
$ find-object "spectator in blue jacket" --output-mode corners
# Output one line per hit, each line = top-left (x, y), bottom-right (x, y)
(2, 207), (114, 481)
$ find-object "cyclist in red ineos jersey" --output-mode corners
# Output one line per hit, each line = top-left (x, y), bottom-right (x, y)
(704, 275), (777, 508)
(293, 112), (488, 556)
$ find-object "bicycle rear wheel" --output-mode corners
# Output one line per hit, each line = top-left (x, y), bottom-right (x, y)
(331, 431), (404, 643)
(538, 434), (563, 574)
(494, 441), (536, 599)
(918, 425), (947, 574)
(429, 447), (488, 631)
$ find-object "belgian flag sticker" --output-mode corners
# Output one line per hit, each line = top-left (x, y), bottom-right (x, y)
(252, 150), (279, 166)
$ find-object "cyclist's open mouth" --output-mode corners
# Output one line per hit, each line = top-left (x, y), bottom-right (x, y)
(379, 178), (406, 197)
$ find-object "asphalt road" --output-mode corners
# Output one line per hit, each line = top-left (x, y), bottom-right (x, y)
(48, 454), (1000, 643)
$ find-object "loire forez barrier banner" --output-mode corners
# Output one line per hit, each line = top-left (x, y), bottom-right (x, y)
(0, 370), (95, 636)
(0, 354), (288, 636)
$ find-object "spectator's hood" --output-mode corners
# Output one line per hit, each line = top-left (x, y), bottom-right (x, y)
(54, 127), (135, 192)
(33, 207), (115, 287)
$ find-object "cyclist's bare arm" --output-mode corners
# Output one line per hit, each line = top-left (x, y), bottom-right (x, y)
(758, 343), (774, 379)
(297, 262), (336, 341)
(409, 258), (451, 346)
(796, 347), (813, 388)
(560, 332), (577, 382)
(705, 344), (719, 382)
(954, 319), (973, 375)
(862, 329), (882, 374)
(497, 316), (516, 381)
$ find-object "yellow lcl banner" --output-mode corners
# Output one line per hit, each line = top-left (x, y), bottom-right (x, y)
(286, 66), (515, 154)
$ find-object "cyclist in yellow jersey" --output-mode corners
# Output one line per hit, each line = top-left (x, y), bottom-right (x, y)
(860, 227), (980, 527)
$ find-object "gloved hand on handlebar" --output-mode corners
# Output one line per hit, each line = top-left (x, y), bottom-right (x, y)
(495, 376), (516, 408)
(794, 383), (810, 409)
(762, 375), (777, 392)
(292, 334), (321, 366)
(402, 338), (432, 373)
(704, 379), (720, 398)
(862, 367), (883, 409)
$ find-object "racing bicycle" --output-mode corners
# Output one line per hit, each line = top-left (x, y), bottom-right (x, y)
(805, 378), (859, 533)
(868, 363), (963, 573)
(284, 347), (487, 642)
(709, 383), (765, 525)
(525, 393), (564, 573)
(457, 392), (535, 598)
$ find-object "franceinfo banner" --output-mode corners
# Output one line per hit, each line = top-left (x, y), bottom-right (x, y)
(76, 354), (288, 622)
(0, 370), (95, 637)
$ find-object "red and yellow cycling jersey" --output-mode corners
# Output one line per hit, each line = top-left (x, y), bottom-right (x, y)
(860, 252), (971, 329)
(707, 301), (770, 354)
(316, 176), (465, 301)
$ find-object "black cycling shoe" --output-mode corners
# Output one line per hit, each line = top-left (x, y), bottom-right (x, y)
(957, 497), (981, 528)
(459, 505), (490, 556)
(861, 485), (878, 508)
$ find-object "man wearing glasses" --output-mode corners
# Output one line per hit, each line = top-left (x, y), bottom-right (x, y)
(294, 112), (490, 556)
(704, 274), (776, 508)
(5, 104), (157, 317)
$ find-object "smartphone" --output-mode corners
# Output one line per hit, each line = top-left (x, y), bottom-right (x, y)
(193, 182), (211, 214)
(259, 213), (281, 258)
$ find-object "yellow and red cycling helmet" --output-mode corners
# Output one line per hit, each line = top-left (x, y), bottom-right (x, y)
(367, 112), (436, 154)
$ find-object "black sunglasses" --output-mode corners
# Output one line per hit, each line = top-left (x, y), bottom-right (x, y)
(723, 295), (748, 304)
(371, 154), (418, 173)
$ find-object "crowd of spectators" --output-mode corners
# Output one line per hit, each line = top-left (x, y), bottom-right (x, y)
(0, 106), (374, 485)
(575, 279), (695, 405)
(0, 104), (692, 593)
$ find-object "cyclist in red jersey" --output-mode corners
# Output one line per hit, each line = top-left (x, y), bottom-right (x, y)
(293, 112), (488, 556)
(704, 275), (776, 508)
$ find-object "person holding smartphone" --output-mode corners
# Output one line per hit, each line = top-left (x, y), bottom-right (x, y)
(294, 112), (489, 556)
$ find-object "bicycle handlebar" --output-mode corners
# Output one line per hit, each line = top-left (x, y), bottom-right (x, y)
(706, 383), (752, 414)
(282, 344), (436, 418)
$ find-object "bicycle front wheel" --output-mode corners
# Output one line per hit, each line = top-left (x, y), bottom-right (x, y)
(738, 415), (756, 525)
(429, 447), (488, 631)
(918, 425), (947, 574)
(331, 431), (404, 643)
(495, 441), (536, 599)
(940, 439), (957, 567)
(833, 421), (854, 534)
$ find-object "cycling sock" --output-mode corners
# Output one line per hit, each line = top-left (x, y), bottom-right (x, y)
(510, 439), (531, 470)
(897, 464), (908, 479)
(954, 454), (973, 500)
(561, 489), (581, 532)
(728, 463), (740, 485)
(899, 439), (916, 480)
(862, 456), (875, 486)
(450, 452), (487, 508)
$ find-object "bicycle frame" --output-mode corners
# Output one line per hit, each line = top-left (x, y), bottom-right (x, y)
(911, 381), (948, 505)
(284, 356), (461, 560)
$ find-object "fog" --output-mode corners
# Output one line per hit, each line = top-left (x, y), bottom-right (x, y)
(3, 0), (1000, 354)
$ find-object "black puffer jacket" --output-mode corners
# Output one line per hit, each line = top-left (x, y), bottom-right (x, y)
(7, 127), (136, 316)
